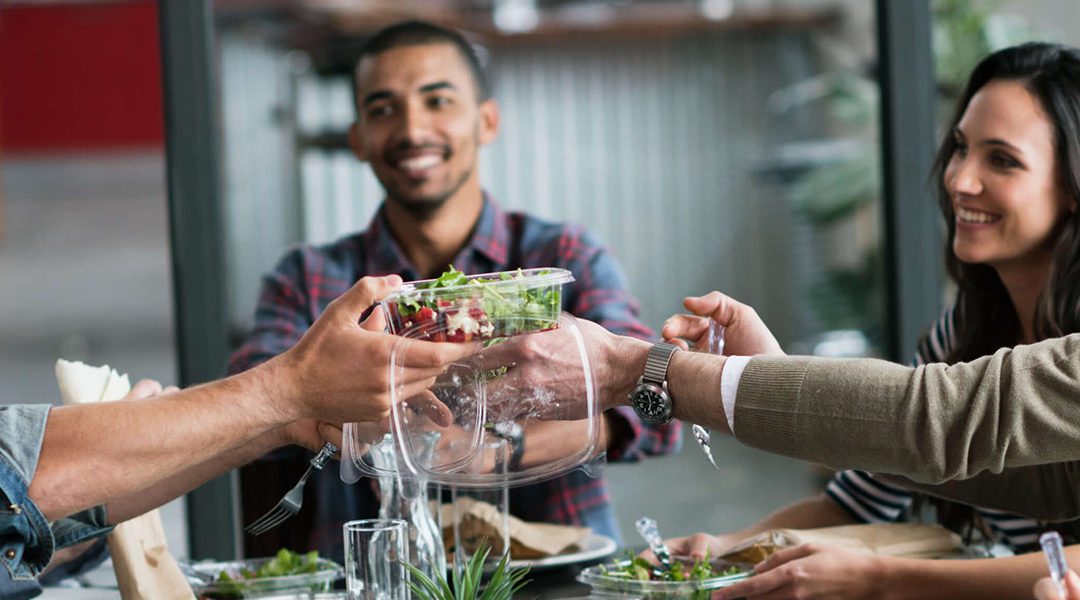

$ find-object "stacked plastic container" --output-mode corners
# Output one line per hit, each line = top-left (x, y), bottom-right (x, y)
(343, 267), (603, 487)
(339, 267), (604, 575)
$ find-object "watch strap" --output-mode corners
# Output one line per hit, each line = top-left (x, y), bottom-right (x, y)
(642, 342), (680, 386)
(508, 431), (525, 472)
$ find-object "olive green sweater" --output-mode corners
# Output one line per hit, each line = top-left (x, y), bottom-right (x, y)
(732, 333), (1080, 521)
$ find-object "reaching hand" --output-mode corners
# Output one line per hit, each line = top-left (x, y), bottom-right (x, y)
(661, 291), (783, 357)
(271, 275), (480, 425)
(480, 314), (634, 418)
(280, 420), (343, 454)
(713, 543), (883, 600)
(1035, 571), (1080, 600)
(640, 531), (730, 563)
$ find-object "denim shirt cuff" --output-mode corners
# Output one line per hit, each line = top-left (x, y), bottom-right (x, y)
(52, 505), (112, 549)
(0, 404), (57, 580)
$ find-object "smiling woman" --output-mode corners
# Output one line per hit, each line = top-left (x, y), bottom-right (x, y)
(944, 79), (1073, 328)
(671, 42), (1080, 600)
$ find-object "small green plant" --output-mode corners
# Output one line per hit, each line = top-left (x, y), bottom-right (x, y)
(403, 542), (530, 600)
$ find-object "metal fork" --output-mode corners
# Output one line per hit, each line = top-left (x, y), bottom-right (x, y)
(245, 442), (338, 536)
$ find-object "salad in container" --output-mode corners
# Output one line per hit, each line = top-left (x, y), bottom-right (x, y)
(577, 554), (749, 599)
(188, 549), (342, 599)
(382, 266), (572, 341)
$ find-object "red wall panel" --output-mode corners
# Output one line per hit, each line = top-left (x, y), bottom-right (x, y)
(0, 1), (163, 153)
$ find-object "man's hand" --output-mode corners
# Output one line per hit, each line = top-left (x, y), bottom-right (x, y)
(661, 291), (783, 357)
(279, 420), (343, 453)
(481, 314), (646, 418)
(266, 275), (479, 425)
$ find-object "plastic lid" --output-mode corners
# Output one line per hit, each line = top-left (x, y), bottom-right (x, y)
(339, 427), (401, 483)
(386, 313), (601, 489)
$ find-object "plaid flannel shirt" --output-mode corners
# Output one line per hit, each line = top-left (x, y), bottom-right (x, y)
(229, 196), (681, 556)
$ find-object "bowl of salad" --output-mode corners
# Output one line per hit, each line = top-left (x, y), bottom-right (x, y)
(576, 555), (749, 599)
(188, 549), (342, 599)
(382, 266), (573, 341)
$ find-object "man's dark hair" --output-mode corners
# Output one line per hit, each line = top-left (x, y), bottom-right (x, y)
(353, 20), (490, 101)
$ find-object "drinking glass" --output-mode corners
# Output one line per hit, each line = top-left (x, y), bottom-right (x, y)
(451, 438), (512, 571)
(369, 433), (446, 583)
(343, 518), (408, 600)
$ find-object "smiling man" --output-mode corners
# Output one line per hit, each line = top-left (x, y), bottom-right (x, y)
(229, 20), (680, 558)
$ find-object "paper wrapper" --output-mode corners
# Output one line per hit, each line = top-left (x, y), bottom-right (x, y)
(439, 497), (591, 559)
(720, 523), (964, 565)
(55, 360), (194, 600)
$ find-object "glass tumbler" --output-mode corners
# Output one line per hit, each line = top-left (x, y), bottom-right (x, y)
(451, 438), (512, 571)
(343, 518), (409, 600)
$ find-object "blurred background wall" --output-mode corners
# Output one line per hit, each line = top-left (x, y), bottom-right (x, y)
(229, 28), (829, 343)
(0, 0), (183, 555)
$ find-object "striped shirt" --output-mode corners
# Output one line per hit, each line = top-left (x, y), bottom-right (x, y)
(825, 308), (1043, 553)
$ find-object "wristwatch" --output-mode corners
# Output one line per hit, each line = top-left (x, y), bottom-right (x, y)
(628, 342), (680, 424)
(492, 422), (525, 471)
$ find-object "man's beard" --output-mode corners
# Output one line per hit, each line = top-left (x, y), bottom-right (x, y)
(382, 162), (475, 221)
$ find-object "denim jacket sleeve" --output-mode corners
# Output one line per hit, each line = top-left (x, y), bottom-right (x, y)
(0, 404), (113, 587)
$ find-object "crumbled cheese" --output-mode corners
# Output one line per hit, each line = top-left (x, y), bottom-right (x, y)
(446, 310), (481, 336)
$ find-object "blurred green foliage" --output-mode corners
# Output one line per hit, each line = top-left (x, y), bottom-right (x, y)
(787, 0), (1039, 340)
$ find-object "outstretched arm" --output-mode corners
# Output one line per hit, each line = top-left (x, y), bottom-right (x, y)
(734, 336), (1080, 485)
(30, 275), (473, 522)
(489, 289), (1080, 519)
(32, 365), (291, 522)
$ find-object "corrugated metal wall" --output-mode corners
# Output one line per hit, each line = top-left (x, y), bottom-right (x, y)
(290, 31), (845, 343)
(220, 31), (304, 331)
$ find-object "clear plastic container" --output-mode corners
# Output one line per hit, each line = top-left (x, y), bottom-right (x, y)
(381, 268), (573, 341)
(384, 312), (602, 488)
(576, 559), (749, 599)
(339, 426), (399, 483)
(187, 557), (342, 599)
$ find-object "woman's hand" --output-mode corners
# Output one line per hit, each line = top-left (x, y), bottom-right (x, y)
(1035, 571), (1080, 600)
(640, 531), (737, 563)
(714, 544), (885, 600)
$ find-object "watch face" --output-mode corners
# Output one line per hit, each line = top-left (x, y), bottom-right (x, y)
(632, 384), (671, 423)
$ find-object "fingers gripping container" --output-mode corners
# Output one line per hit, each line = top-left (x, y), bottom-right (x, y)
(343, 267), (604, 488)
(388, 312), (603, 488)
(342, 266), (571, 483)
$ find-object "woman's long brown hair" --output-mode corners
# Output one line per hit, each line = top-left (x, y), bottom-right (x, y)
(919, 42), (1080, 544)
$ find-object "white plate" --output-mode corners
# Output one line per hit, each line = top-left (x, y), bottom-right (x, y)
(508, 532), (618, 570)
